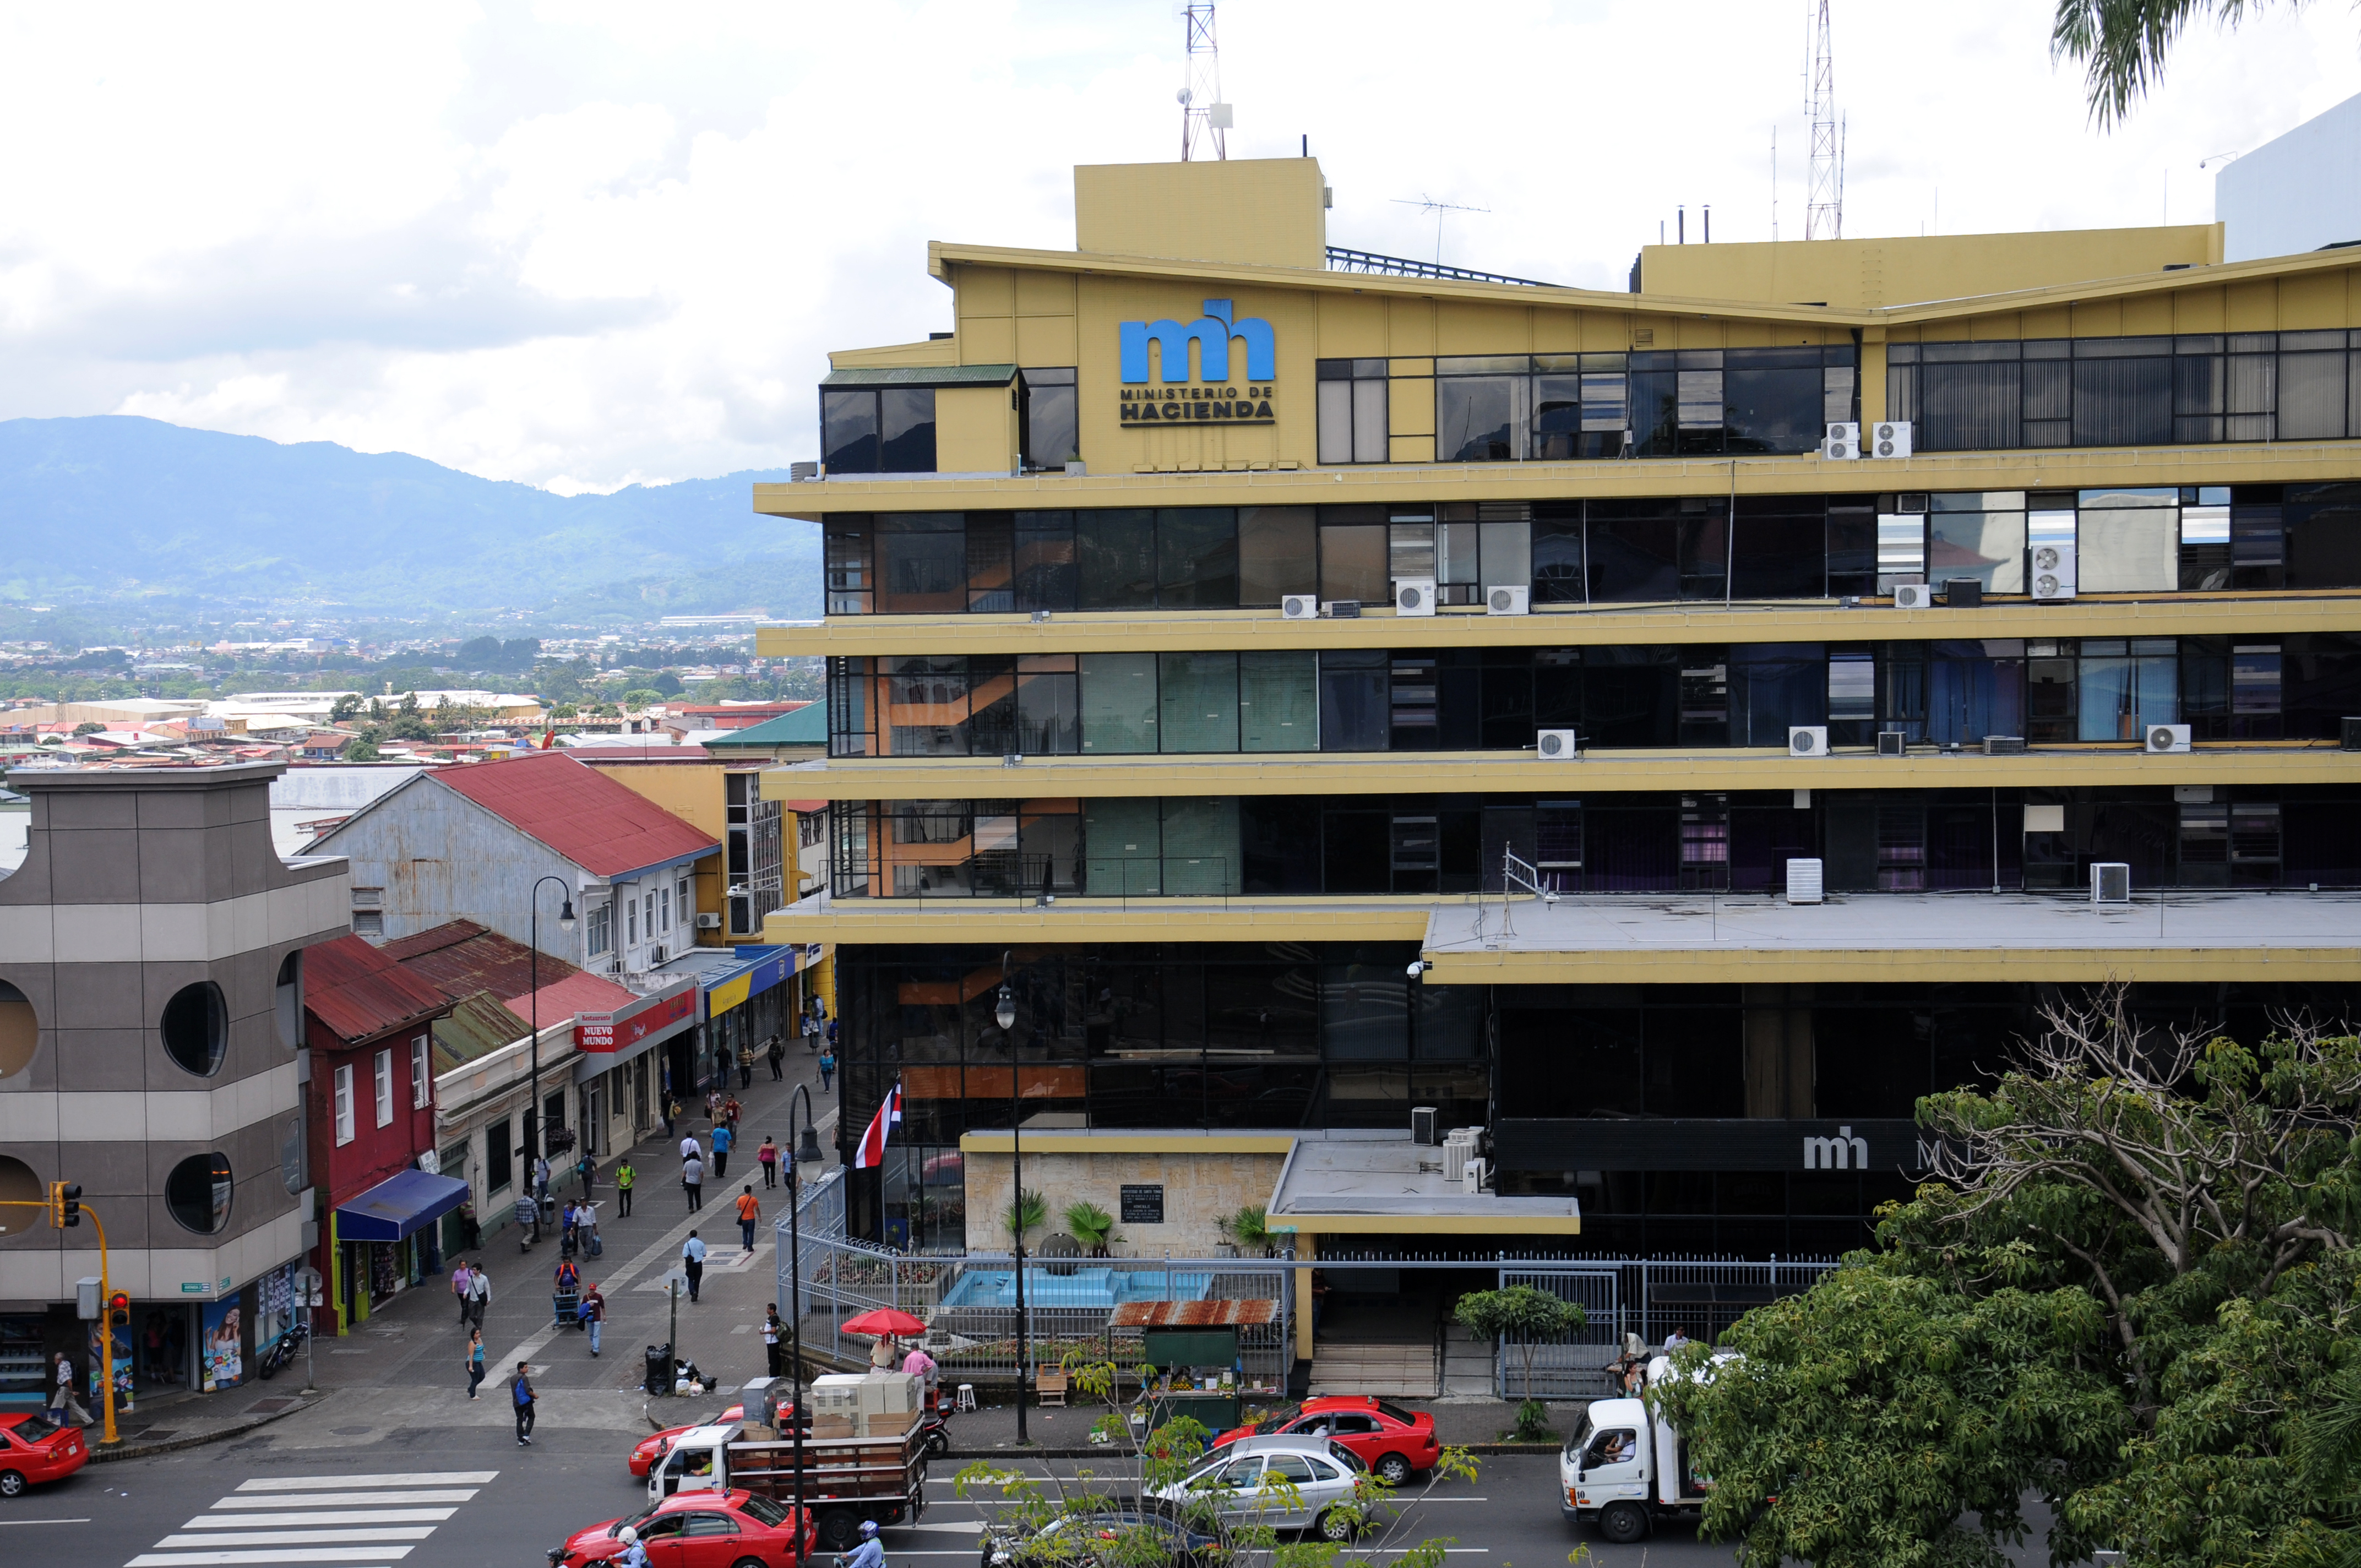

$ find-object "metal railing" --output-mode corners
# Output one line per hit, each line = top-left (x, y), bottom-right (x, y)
(835, 855), (1240, 909)
(1494, 1255), (1841, 1398)
(1325, 246), (1562, 288)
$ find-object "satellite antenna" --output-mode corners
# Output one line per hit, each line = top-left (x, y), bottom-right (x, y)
(1392, 194), (1490, 265)
(1180, 4), (1230, 161)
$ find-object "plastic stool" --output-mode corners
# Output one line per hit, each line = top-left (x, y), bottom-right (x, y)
(955, 1383), (977, 1412)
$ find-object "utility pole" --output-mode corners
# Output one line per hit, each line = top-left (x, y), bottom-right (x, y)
(1805, 0), (1844, 240)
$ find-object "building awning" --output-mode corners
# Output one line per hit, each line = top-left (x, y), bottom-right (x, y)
(335, 1169), (471, 1244)
(705, 947), (795, 1020)
(820, 364), (1016, 388)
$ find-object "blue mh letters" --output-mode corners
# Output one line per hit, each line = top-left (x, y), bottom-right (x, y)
(1119, 299), (1275, 384)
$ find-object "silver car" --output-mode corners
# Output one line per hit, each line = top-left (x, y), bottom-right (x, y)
(1157, 1436), (1372, 1540)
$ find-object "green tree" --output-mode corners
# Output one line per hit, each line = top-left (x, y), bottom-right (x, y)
(2053, 0), (2287, 127)
(1005, 1186), (1047, 1243)
(1451, 1284), (1586, 1404)
(1660, 989), (2361, 1567)
(329, 693), (363, 722)
(343, 729), (383, 762)
(72, 720), (105, 736)
(619, 688), (663, 709)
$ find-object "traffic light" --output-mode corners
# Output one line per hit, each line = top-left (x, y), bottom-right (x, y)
(107, 1292), (129, 1328)
(53, 1182), (81, 1228)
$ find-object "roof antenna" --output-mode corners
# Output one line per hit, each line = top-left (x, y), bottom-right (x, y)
(1180, 4), (1231, 161)
(1805, 0), (1843, 239)
(1392, 194), (1489, 265)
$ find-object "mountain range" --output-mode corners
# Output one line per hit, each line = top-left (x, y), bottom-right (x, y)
(0, 416), (822, 627)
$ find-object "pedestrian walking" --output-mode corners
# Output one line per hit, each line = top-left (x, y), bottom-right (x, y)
(802, 1012), (819, 1053)
(763, 1305), (785, 1379)
(661, 1096), (677, 1139)
(757, 1135), (779, 1189)
(616, 1158), (635, 1218)
(735, 1184), (761, 1254)
(679, 1131), (700, 1163)
(48, 1353), (75, 1427)
(582, 1283), (606, 1356)
(468, 1265), (491, 1327)
(818, 1048), (836, 1092)
(576, 1151), (596, 1200)
(766, 1035), (785, 1081)
(451, 1260), (475, 1324)
(512, 1362), (537, 1444)
(705, 1088), (723, 1124)
(682, 1152), (704, 1211)
(724, 1094), (742, 1131)
(737, 1041), (754, 1089)
(710, 1121), (733, 1180)
(465, 1327), (486, 1399)
(682, 1232), (707, 1303)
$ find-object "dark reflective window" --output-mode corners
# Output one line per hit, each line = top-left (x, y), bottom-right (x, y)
(1318, 650), (1388, 751)
(1013, 511), (1077, 612)
(1731, 503), (1826, 599)
(1586, 503), (1680, 602)
(1436, 377), (1526, 461)
(1155, 509), (1238, 607)
(1021, 368), (1078, 469)
(821, 389), (878, 473)
(1238, 507), (1316, 606)
(1076, 510), (1156, 609)
(873, 514), (965, 614)
(165, 1151), (234, 1234)
(160, 982), (227, 1077)
(879, 388), (937, 472)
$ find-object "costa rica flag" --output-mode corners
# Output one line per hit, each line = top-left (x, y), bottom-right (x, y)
(852, 1082), (903, 1169)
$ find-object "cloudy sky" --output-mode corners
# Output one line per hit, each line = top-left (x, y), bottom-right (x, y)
(2, 0), (2357, 493)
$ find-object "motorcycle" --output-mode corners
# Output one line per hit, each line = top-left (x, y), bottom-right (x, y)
(257, 1321), (311, 1381)
(921, 1403), (951, 1459)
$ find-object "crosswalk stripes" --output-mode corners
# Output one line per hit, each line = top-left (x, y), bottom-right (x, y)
(124, 1470), (498, 1568)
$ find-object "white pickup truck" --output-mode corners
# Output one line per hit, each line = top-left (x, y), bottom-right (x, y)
(1557, 1353), (1722, 1545)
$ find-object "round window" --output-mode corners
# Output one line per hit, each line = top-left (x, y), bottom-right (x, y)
(165, 1152), (235, 1235)
(0, 980), (36, 1080)
(0, 1156), (40, 1238)
(161, 982), (228, 1077)
(274, 951), (303, 1050)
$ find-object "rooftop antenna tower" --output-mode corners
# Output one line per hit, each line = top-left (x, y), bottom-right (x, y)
(1392, 194), (1490, 265)
(1804, 0), (1844, 239)
(1179, 3), (1230, 161)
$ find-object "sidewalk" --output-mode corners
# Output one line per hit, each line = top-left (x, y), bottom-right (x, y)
(137, 1042), (847, 1455)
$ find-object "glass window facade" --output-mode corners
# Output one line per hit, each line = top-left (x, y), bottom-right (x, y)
(823, 386), (937, 473)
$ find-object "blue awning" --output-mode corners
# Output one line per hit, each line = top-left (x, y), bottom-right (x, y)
(335, 1169), (471, 1244)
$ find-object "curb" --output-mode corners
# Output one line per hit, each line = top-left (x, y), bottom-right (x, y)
(89, 1391), (330, 1462)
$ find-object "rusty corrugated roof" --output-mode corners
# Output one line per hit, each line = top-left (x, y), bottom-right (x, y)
(304, 932), (453, 1046)
(430, 989), (529, 1075)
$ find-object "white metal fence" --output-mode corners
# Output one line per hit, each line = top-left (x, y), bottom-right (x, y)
(1494, 1256), (1841, 1399)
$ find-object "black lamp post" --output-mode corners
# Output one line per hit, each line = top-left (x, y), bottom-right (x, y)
(785, 1084), (823, 1565)
(996, 952), (1026, 1444)
(527, 875), (578, 1240)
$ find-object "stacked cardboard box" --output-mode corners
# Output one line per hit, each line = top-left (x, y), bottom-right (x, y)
(809, 1372), (921, 1438)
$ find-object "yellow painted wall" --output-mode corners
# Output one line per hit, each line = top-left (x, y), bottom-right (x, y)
(831, 339), (959, 370)
(1642, 224), (2223, 308)
(1075, 157), (1326, 268)
(934, 384), (1019, 473)
(588, 761), (726, 837)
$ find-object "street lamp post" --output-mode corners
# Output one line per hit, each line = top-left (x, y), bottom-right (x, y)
(527, 875), (578, 1242)
(995, 954), (1026, 1444)
(785, 1085), (824, 1566)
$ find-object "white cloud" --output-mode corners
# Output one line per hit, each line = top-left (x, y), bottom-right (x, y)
(0, 0), (2357, 490)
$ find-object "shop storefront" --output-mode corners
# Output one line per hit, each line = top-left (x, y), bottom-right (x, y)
(574, 977), (697, 1156)
(331, 1167), (471, 1331)
(700, 947), (797, 1087)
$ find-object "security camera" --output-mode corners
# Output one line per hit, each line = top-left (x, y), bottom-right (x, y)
(1406, 959), (1433, 978)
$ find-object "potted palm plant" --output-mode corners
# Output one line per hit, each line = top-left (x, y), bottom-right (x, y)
(1063, 1200), (1119, 1257)
(1218, 1204), (1272, 1257)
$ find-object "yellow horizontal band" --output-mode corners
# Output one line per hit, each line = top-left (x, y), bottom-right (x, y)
(1426, 945), (2361, 986)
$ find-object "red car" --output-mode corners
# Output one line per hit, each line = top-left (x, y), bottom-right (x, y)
(550, 1489), (814, 1568)
(630, 1404), (745, 1479)
(1211, 1397), (1439, 1484)
(0, 1413), (89, 1496)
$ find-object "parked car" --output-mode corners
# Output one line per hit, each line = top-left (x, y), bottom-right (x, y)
(982, 1504), (1230, 1568)
(548, 1489), (813, 1568)
(629, 1403), (746, 1479)
(1210, 1396), (1439, 1484)
(0, 1413), (88, 1497)
(1154, 1436), (1372, 1542)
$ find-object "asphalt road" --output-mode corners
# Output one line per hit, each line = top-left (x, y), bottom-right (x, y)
(19, 1442), (1747, 1568)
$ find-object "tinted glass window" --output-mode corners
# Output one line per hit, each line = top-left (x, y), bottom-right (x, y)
(1157, 509), (1239, 607)
(1022, 369), (1079, 468)
(1238, 507), (1316, 605)
(874, 515), (966, 614)
(1723, 363), (1823, 453)
(161, 982), (227, 1076)
(822, 390), (878, 472)
(165, 1151), (234, 1234)
(1078, 510), (1156, 609)
(879, 388), (937, 472)
(1319, 522), (1387, 605)
(1080, 653), (1157, 753)
(1013, 511), (1077, 612)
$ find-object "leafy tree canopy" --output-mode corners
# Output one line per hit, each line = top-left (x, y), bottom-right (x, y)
(2053, 0), (2282, 127)
(1657, 990), (2361, 1567)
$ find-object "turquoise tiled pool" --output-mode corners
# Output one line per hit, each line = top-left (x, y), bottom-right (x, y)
(939, 1266), (1215, 1309)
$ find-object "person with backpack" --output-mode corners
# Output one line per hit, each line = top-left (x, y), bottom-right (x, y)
(512, 1362), (537, 1444)
(682, 1231), (708, 1303)
(682, 1150), (704, 1211)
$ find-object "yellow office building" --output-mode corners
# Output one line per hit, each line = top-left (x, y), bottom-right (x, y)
(759, 156), (2361, 1260)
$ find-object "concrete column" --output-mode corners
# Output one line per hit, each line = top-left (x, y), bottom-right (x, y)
(1293, 1233), (1316, 1363)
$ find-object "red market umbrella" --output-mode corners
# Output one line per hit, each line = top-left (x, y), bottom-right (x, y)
(841, 1308), (927, 1338)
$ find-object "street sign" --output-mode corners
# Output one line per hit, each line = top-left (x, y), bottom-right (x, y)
(179, 1282), (208, 1294)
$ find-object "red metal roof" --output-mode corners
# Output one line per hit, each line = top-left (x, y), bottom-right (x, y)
(430, 750), (718, 876)
(502, 971), (635, 1032)
(384, 919), (590, 1004)
(304, 932), (454, 1046)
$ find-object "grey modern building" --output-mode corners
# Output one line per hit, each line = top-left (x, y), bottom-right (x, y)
(0, 763), (350, 1408)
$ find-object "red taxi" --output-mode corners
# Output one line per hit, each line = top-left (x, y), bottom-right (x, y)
(629, 1403), (745, 1479)
(1210, 1396), (1440, 1484)
(0, 1412), (89, 1496)
(550, 1489), (814, 1568)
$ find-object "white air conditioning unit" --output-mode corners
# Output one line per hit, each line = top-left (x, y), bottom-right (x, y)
(1786, 857), (1825, 904)
(1394, 577), (1437, 616)
(695, 911), (721, 929)
(2032, 541), (2077, 601)
(1536, 728), (1580, 760)
(1461, 1156), (1488, 1195)
(1789, 726), (1830, 757)
(2091, 862), (2131, 905)
(1893, 583), (1934, 610)
(1821, 421), (1859, 460)
(2145, 723), (2192, 754)
(1486, 585), (1529, 615)
(1281, 594), (1319, 620)
(1869, 420), (1914, 458)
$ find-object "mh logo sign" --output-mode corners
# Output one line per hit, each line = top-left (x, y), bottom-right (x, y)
(1118, 298), (1276, 426)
